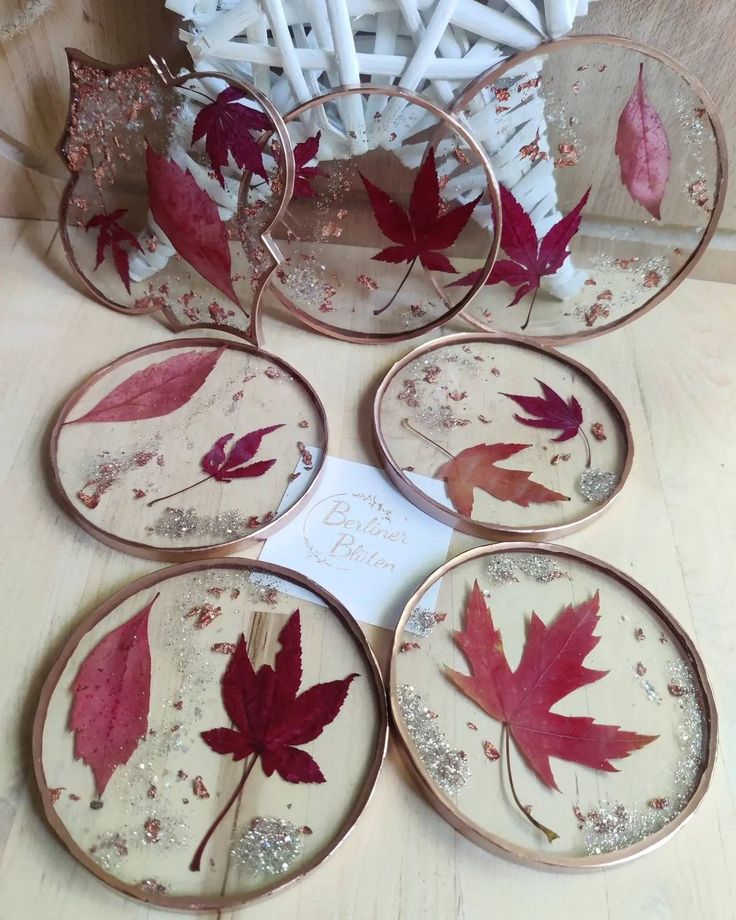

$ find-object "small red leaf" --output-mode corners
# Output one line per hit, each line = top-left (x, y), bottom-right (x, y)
(69, 594), (157, 797)
(85, 209), (142, 294)
(68, 347), (224, 424)
(615, 63), (671, 220)
(293, 132), (327, 198)
(445, 583), (658, 790)
(146, 144), (240, 306)
(200, 425), (283, 481)
(437, 443), (570, 516)
(501, 379), (583, 443)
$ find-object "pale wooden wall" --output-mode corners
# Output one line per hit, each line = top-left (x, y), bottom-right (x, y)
(0, 0), (732, 277)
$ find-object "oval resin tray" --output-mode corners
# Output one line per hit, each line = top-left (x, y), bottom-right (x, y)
(51, 338), (326, 560)
(373, 333), (632, 540)
(390, 544), (715, 868)
(33, 559), (387, 910)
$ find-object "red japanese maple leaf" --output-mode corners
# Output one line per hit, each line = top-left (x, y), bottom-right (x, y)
(293, 132), (327, 198)
(502, 380), (592, 466)
(190, 610), (357, 869)
(437, 443), (569, 517)
(444, 582), (657, 839)
(192, 87), (272, 187)
(85, 209), (142, 294)
(148, 424), (283, 508)
(451, 184), (590, 330)
(360, 146), (481, 314)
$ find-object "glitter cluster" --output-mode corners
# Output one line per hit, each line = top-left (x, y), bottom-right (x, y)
(231, 817), (303, 876)
(405, 606), (446, 638)
(151, 507), (268, 540)
(397, 685), (470, 794)
(577, 467), (618, 502)
(487, 553), (567, 585)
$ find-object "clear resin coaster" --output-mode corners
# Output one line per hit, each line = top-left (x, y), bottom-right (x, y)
(390, 544), (715, 868)
(51, 339), (326, 560)
(58, 49), (294, 344)
(33, 559), (387, 910)
(267, 85), (501, 342)
(448, 36), (726, 342)
(373, 333), (631, 540)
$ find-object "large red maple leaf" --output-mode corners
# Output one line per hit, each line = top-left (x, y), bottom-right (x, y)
(190, 610), (357, 869)
(450, 184), (590, 330)
(192, 86), (272, 187)
(360, 146), (481, 314)
(445, 582), (657, 793)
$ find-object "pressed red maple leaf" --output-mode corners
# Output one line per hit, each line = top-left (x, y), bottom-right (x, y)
(501, 380), (592, 466)
(437, 443), (569, 517)
(293, 132), (327, 198)
(190, 610), (357, 870)
(148, 424), (283, 507)
(85, 208), (142, 294)
(192, 87), (272, 187)
(445, 582), (657, 839)
(450, 184), (590, 330)
(360, 146), (481, 314)
(615, 64), (671, 220)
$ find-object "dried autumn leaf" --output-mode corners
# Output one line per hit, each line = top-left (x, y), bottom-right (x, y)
(85, 208), (142, 294)
(67, 347), (224, 424)
(445, 582), (657, 790)
(145, 143), (240, 306)
(69, 594), (157, 797)
(293, 132), (327, 198)
(201, 424), (284, 481)
(192, 86), (272, 187)
(437, 443), (569, 516)
(502, 379), (583, 442)
(450, 184), (589, 329)
(615, 63), (671, 220)
(190, 611), (358, 870)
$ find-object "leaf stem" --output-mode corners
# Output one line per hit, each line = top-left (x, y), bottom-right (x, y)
(189, 756), (256, 872)
(520, 288), (539, 332)
(183, 86), (216, 105)
(402, 418), (454, 460)
(147, 475), (212, 508)
(504, 726), (559, 843)
(374, 257), (417, 316)
(579, 429), (592, 468)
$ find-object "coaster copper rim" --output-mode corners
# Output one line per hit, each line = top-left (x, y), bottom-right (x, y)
(449, 34), (728, 344)
(50, 337), (328, 561)
(32, 557), (389, 911)
(270, 83), (502, 344)
(389, 542), (717, 870)
(58, 49), (296, 346)
(372, 332), (633, 541)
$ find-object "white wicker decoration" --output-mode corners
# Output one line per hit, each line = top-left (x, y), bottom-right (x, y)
(154, 0), (600, 298)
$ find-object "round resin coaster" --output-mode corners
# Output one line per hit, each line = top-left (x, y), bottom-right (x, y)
(51, 339), (326, 560)
(448, 36), (726, 342)
(268, 85), (501, 343)
(58, 50), (294, 345)
(373, 333), (631, 540)
(390, 544), (715, 868)
(33, 559), (387, 910)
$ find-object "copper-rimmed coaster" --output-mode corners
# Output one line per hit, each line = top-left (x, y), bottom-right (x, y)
(448, 35), (727, 342)
(390, 544), (716, 869)
(268, 84), (501, 343)
(33, 559), (387, 910)
(51, 338), (327, 560)
(373, 333), (632, 541)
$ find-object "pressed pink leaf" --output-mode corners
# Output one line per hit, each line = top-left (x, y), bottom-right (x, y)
(444, 583), (658, 790)
(69, 594), (157, 797)
(501, 379), (584, 442)
(68, 346), (225, 424)
(615, 63), (671, 220)
(199, 425), (283, 482)
(145, 144), (240, 306)
(85, 208), (142, 294)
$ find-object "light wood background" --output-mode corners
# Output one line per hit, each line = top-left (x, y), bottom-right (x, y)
(0, 0), (734, 280)
(0, 217), (735, 918)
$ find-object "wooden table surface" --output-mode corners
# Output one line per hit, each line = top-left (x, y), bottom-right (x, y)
(1, 215), (734, 919)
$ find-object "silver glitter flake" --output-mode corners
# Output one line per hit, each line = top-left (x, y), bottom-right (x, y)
(405, 606), (443, 638)
(232, 817), (303, 876)
(397, 685), (469, 794)
(577, 467), (618, 502)
(152, 507), (259, 540)
(487, 553), (567, 585)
